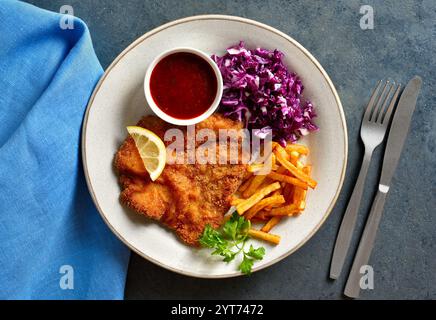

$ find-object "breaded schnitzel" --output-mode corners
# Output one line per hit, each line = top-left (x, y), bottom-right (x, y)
(114, 114), (246, 246)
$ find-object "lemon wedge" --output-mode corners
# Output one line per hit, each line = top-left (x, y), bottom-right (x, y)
(127, 126), (166, 181)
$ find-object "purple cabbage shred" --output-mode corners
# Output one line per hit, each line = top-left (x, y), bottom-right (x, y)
(212, 41), (318, 145)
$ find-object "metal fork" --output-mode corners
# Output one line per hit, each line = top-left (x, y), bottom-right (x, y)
(330, 80), (401, 279)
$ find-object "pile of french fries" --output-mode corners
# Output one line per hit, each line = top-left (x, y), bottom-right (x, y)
(230, 142), (317, 245)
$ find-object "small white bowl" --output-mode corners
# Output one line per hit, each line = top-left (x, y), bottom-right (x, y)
(144, 47), (223, 126)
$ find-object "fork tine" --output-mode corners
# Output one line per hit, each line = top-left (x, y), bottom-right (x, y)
(381, 84), (401, 125)
(363, 80), (383, 121)
(370, 81), (390, 122)
(375, 83), (395, 123)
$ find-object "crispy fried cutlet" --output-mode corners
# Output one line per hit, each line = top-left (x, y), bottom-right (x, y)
(114, 114), (246, 245)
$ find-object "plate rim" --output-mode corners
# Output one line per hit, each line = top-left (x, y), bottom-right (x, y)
(81, 14), (348, 278)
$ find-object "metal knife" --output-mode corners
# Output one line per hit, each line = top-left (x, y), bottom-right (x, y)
(343, 76), (422, 298)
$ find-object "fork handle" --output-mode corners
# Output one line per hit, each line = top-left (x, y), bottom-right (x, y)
(330, 150), (373, 279)
(344, 189), (387, 298)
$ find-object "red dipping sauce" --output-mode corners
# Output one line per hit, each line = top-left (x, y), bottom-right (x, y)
(149, 52), (218, 120)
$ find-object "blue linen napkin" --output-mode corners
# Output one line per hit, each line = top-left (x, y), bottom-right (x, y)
(0, 0), (130, 299)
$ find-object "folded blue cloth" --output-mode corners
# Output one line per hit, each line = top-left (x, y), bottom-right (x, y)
(0, 0), (130, 299)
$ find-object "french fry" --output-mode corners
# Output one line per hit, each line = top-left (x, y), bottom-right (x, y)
(285, 144), (309, 155)
(296, 160), (304, 169)
(293, 166), (311, 211)
(247, 163), (265, 172)
(267, 172), (309, 189)
(243, 174), (267, 198)
(271, 141), (280, 150)
(257, 177), (274, 190)
(275, 150), (317, 189)
(238, 175), (254, 193)
(297, 200), (306, 212)
(264, 189), (283, 211)
(271, 189), (282, 197)
(270, 204), (299, 216)
(236, 182), (281, 215)
(256, 211), (270, 220)
(230, 197), (245, 206)
(245, 195), (285, 220)
(271, 153), (276, 168)
(261, 216), (282, 233)
(276, 165), (287, 174)
(274, 144), (291, 161)
(290, 151), (299, 165)
(243, 170), (253, 180)
(250, 211), (271, 223)
(230, 194), (237, 201)
(248, 229), (281, 245)
(282, 183), (294, 203)
(251, 217), (268, 223)
(292, 186), (305, 208)
(248, 163), (279, 173)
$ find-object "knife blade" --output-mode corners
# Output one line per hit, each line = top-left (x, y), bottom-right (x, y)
(344, 76), (422, 298)
(379, 76), (422, 190)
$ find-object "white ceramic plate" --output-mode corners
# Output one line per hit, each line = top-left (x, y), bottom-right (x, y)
(82, 15), (347, 278)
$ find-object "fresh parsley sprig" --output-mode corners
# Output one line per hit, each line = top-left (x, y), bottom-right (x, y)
(199, 212), (266, 275)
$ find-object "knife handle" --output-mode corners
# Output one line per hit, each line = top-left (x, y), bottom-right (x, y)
(344, 188), (388, 298)
(330, 150), (373, 279)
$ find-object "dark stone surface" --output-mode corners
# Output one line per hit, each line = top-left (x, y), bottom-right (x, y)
(26, 0), (435, 299)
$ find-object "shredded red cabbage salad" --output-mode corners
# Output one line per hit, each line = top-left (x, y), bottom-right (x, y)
(212, 41), (318, 146)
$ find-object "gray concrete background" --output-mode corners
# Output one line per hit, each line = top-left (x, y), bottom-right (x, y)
(26, 0), (435, 299)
